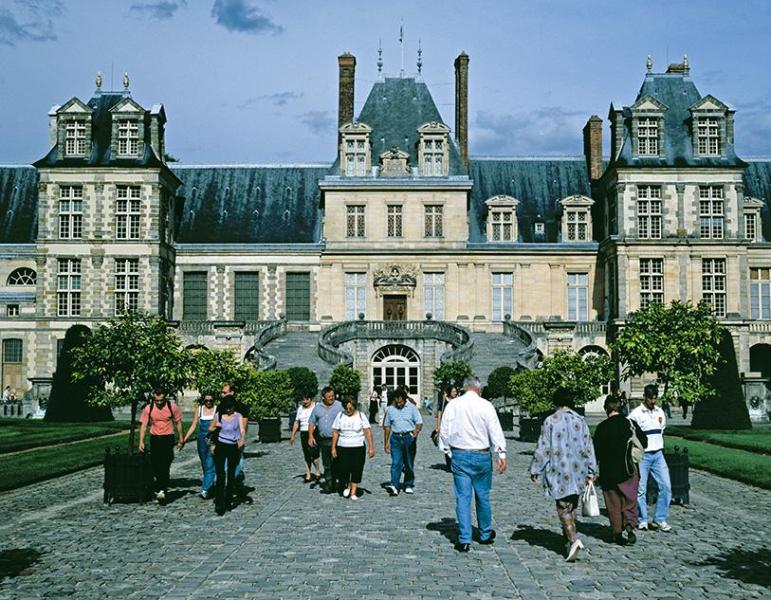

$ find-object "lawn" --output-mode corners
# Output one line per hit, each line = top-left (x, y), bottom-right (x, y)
(666, 425), (771, 455)
(0, 419), (131, 454)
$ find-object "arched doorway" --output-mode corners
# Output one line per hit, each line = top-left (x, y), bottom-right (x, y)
(750, 343), (771, 379)
(371, 344), (420, 400)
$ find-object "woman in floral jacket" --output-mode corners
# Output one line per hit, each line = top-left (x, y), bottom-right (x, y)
(529, 387), (597, 562)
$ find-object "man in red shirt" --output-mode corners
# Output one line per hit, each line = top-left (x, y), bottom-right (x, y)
(138, 388), (184, 504)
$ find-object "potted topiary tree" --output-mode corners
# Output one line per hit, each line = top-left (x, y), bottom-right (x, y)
(329, 364), (362, 403)
(238, 368), (294, 443)
(486, 366), (516, 431)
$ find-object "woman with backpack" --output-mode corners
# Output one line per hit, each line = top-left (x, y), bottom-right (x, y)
(592, 395), (648, 545)
(138, 388), (185, 505)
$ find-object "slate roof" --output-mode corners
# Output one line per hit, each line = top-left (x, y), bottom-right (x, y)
(34, 92), (166, 170)
(333, 77), (465, 176)
(745, 159), (771, 241)
(614, 72), (745, 169)
(0, 166), (38, 243)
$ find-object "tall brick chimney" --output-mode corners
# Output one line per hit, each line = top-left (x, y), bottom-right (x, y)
(454, 52), (469, 168)
(583, 115), (603, 180)
(338, 52), (356, 128)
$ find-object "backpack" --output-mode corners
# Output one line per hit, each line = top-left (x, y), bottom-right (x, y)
(625, 418), (645, 476)
(149, 400), (174, 423)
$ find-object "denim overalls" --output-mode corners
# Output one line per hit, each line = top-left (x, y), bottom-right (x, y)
(197, 406), (216, 494)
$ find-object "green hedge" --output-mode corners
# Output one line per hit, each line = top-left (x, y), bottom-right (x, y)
(666, 426), (771, 455)
(0, 420), (131, 454)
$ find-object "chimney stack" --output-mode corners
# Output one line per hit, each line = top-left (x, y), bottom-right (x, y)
(454, 52), (469, 168)
(583, 115), (603, 181)
(338, 52), (356, 128)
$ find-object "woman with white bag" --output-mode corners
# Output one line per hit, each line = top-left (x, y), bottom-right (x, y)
(593, 395), (648, 545)
(529, 387), (597, 562)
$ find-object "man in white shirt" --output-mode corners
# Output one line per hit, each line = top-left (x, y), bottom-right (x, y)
(629, 383), (673, 532)
(439, 376), (507, 552)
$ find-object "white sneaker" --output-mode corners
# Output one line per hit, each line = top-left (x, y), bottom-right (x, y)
(155, 490), (165, 503)
(386, 485), (399, 496)
(637, 522), (648, 531)
(343, 488), (351, 498)
(350, 493), (359, 501)
(565, 539), (584, 562)
(404, 487), (414, 494)
(657, 522), (672, 532)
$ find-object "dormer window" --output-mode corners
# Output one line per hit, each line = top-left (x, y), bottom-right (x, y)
(697, 117), (720, 155)
(560, 195), (594, 242)
(744, 197), (765, 242)
(65, 120), (87, 156)
(690, 95), (731, 158)
(118, 120), (140, 156)
(417, 122), (450, 177)
(485, 195), (519, 242)
(339, 122), (372, 177)
(637, 117), (659, 155)
(630, 95), (666, 158)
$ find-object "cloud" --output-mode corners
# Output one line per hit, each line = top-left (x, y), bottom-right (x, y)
(0, 0), (63, 46)
(240, 91), (303, 109)
(734, 99), (771, 157)
(300, 111), (335, 136)
(471, 107), (586, 156)
(211, 0), (282, 34)
(129, 1), (186, 20)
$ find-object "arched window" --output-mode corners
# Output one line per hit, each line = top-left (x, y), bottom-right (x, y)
(7, 268), (36, 286)
(371, 344), (421, 400)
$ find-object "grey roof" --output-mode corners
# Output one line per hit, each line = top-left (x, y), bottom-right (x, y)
(745, 159), (771, 240)
(0, 166), (38, 243)
(34, 92), (167, 170)
(336, 77), (464, 176)
(172, 165), (331, 244)
(614, 72), (745, 169)
(468, 157), (593, 243)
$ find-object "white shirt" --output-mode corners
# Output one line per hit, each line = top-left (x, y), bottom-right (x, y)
(629, 403), (666, 452)
(439, 390), (507, 458)
(332, 411), (371, 447)
(295, 402), (315, 432)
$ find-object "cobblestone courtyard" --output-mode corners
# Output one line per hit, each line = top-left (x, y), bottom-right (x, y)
(0, 417), (769, 599)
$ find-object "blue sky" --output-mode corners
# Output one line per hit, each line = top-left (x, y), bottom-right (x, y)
(1, 0), (770, 164)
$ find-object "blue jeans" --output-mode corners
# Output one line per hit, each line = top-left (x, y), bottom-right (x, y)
(389, 433), (416, 489)
(637, 450), (671, 523)
(196, 427), (216, 493)
(451, 450), (493, 544)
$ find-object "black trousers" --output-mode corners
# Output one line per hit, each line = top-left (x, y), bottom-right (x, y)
(368, 401), (379, 423)
(336, 445), (366, 485)
(317, 437), (337, 489)
(150, 434), (175, 492)
(300, 431), (320, 467)
(214, 442), (240, 507)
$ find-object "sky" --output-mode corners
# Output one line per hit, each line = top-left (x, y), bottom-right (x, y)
(1, 0), (770, 164)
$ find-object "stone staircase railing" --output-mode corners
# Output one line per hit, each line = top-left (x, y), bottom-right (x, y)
(253, 318), (287, 370)
(318, 319), (474, 368)
(501, 320), (540, 369)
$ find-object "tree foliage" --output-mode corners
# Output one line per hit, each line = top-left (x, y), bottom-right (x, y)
(432, 360), (472, 392)
(189, 348), (242, 397)
(238, 369), (295, 420)
(329, 364), (362, 400)
(46, 325), (113, 422)
(508, 350), (613, 415)
(487, 366), (516, 400)
(287, 367), (319, 401)
(611, 300), (722, 405)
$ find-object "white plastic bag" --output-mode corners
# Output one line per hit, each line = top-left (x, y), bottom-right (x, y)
(581, 481), (600, 517)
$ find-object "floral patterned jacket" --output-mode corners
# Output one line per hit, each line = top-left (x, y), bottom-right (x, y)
(529, 408), (597, 499)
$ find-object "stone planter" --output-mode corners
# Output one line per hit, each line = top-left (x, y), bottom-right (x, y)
(497, 411), (514, 431)
(103, 448), (153, 504)
(259, 417), (282, 443)
(518, 416), (543, 443)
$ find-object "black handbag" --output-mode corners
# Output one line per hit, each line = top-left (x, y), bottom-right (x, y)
(205, 428), (219, 446)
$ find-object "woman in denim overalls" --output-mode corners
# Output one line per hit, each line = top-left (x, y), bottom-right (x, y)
(182, 393), (217, 499)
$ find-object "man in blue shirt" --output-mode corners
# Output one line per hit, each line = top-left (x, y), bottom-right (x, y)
(383, 387), (423, 496)
(308, 386), (343, 493)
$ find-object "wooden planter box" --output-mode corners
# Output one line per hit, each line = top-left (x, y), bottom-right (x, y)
(497, 411), (515, 431)
(103, 448), (153, 504)
(519, 416), (544, 443)
(259, 417), (282, 443)
(645, 447), (691, 505)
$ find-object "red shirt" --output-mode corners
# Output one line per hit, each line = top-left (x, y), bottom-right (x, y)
(140, 401), (182, 436)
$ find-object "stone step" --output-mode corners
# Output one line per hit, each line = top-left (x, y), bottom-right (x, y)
(262, 331), (334, 384)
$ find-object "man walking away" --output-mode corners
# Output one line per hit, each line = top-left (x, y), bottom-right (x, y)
(630, 383), (673, 532)
(440, 376), (506, 552)
(138, 388), (184, 504)
(308, 386), (343, 493)
(383, 386), (423, 496)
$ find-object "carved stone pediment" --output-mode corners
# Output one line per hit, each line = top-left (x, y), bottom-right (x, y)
(379, 147), (410, 178)
(373, 264), (417, 296)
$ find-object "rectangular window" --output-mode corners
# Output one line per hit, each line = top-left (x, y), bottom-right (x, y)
(697, 117), (721, 155)
(491, 210), (515, 241)
(424, 273), (445, 320)
(114, 258), (140, 315)
(344, 138), (367, 177)
(702, 258), (726, 318)
(285, 272), (311, 321)
(65, 120), (87, 156)
(2, 339), (22, 364)
(424, 205), (443, 238)
(637, 185), (662, 239)
(116, 185), (142, 239)
(751, 268), (771, 319)
(492, 273), (513, 321)
(387, 205), (403, 237)
(118, 120), (140, 155)
(639, 258), (664, 309)
(345, 273), (366, 320)
(422, 139), (445, 176)
(6, 304), (19, 317)
(745, 213), (757, 241)
(57, 258), (81, 317)
(699, 186), (724, 239)
(58, 186), (83, 239)
(638, 117), (659, 155)
(567, 273), (589, 321)
(346, 205), (365, 238)
(234, 272), (260, 321)
(183, 271), (208, 320)
(566, 210), (588, 241)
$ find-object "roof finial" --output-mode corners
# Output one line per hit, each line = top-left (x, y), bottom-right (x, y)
(683, 53), (689, 72)
(377, 39), (383, 74)
(95, 71), (102, 90)
(417, 39), (423, 75)
(123, 71), (130, 90)
(646, 55), (653, 73)
(399, 20), (405, 78)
